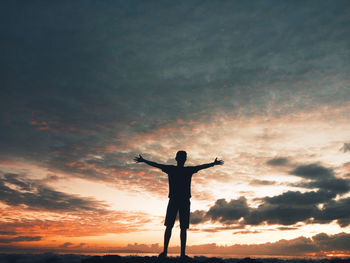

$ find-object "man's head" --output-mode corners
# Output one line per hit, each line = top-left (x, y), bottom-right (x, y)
(175, 150), (187, 166)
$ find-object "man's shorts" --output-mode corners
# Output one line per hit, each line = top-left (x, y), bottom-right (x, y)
(164, 198), (190, 229)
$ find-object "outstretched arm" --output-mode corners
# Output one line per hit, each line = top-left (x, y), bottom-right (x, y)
(134, 154), (167, 170)
(194, 157), (224, 172)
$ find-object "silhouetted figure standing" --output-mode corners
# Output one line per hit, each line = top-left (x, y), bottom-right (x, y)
(134, 151), (224, 259)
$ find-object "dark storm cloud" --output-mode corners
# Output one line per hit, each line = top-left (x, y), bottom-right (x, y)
(190, 210), (208, 224)
(0, 236), (41, 243)
(190, 198), (250, 225)
(302, 177), (350, 194)
(314, 197), (350, 227)
(0, 173), (108, 213)
(192, 163), (350, 227)
(206, 197), (250, 224)
(1, 0), (350, 190)
(192, 195), (349, 227)
(291, 164), (350, 194)
(244, 202), (318, 226)
(266, 157), (289, 166)
(290, 164), (333, 179)
(313, 232), (350, 251)
(262, 190), (336, 206)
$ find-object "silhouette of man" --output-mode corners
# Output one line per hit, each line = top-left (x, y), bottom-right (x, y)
(134, 151), (224, 259)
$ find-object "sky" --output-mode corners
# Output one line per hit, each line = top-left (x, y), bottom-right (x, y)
(1, 0), (350, 258)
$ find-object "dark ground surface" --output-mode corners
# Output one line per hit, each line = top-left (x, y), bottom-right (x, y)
(81, 255), (350, 263)
(0, 254), (350, 263)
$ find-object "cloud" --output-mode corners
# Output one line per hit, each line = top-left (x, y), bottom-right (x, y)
(157, 232), (350, 256)
(192, 163), (350, 227)
(244, 202), (317, 226)
(277, 226), (299, 231)
(191, 225), (246, 232)
(0, 210), (153, 237)
(302, 177), (350, 195)
(313, 232), (350, 251)
(190, 210), (208, 224)
(314, 197), (350, 227)
(0, 231), (17, 235)
(262, 190), (335, 206)
(194, 193), (350, 228)
(59, 242), (73, 248)
(206, 197), (250, 224)
(1, 1), (350, 254)
(1, 233), (350, 257)
(340, 143), (350, 153)
(0, 173), (108, 213)
(266, 157), (289, 166)
(0, 198), (154, 238)
(0, 236), (41, 243)
(190, 198), (250, 226)
(78, 232), (350, 257)
(1, 1), (350, 199)
(290, 164), (350, 195)
(290, 164), (334, 179)
(249, 179), (277, 186)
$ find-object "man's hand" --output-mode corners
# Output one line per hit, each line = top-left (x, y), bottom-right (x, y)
(134, 154), (145, 163)
(214, 157), (224, 165)
(133, 154), (166, 170)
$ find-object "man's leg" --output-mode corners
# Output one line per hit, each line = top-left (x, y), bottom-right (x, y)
(179, 199), (190, 258)
(162, 226), (172, 256)
(160, 199), (177, 258)
(180, 228), (187, 257)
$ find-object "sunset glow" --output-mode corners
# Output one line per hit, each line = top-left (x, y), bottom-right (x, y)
(1, 0), (350, 258)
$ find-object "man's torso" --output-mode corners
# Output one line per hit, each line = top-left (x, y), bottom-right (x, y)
(162, 165), (198, 199)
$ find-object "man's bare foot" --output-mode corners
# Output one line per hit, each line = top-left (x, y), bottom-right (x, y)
(158, 252), (167, 259)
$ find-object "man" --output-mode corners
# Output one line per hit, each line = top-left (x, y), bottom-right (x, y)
(134, 151), (224, 259)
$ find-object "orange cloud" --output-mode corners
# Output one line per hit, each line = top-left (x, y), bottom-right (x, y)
(0, 206), (153, 238)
